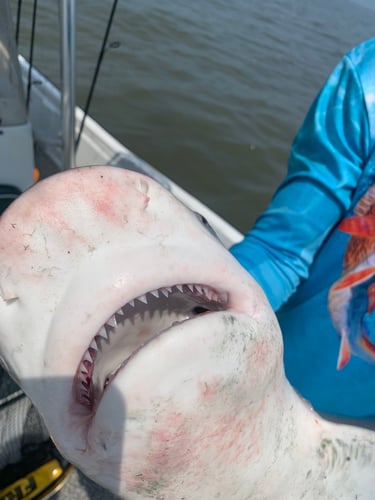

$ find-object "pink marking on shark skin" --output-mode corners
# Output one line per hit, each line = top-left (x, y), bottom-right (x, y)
(107, 312), (303, 499)
(199, 377), (221, 400)
(0, 175), (88, 271)
(0, 167), (150, 263)
(85, 311), (283, 498)
(124, 395), (265, 497)
(0, 167), (157, 353)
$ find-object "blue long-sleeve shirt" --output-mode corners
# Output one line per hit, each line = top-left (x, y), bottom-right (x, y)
(230, 38), (375, 418)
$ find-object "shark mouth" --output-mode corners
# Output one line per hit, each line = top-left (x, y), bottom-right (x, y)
(74, 283), (228, 411)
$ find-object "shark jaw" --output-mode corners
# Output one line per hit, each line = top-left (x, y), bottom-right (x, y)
(74, 282), (228, 413)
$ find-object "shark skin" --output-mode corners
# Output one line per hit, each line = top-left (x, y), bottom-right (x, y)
(0, 165), (374, 499)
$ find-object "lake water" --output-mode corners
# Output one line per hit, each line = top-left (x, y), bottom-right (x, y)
(11, 0), (375, 231)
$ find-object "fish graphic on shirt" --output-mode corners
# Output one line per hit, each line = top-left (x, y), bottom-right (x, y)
(328, 184), (375, 369)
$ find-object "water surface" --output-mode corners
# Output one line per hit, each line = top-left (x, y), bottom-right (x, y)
(12, 0), (375, 230)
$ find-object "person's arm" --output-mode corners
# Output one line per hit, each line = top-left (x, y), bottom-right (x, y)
(230, 54), (370, 311)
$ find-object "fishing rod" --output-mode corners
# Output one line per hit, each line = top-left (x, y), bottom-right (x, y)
(26, 0), (38, 110)
(15, 0), (23, 45)
(75, 0), (119, 149)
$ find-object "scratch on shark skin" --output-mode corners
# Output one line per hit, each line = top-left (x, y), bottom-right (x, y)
(38, 266), (61, 278)
(43, 234), (50, 259)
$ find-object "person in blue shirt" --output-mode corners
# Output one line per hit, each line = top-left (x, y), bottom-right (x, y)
(230, 38), (375, 420)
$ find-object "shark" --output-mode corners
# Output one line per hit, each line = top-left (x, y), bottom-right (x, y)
(0, 165), (374, 499)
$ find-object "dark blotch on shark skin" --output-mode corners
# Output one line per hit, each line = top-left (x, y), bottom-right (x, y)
(317, 437), (375, 472)
(222, 314), (256, 341)
(213, 313), (258, 362)
(222, 313), (236, 327)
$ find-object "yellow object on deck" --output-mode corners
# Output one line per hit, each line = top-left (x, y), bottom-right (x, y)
(0, 459), (73, 500)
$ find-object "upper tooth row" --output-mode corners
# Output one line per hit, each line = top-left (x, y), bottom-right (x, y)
(107, 284), (216, 321)
(100, 284), (222, 332)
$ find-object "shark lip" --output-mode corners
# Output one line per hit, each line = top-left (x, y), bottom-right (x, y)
(74, 283), (228, 411)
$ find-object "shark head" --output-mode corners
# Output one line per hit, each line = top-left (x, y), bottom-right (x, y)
(0, 166), (374, 499)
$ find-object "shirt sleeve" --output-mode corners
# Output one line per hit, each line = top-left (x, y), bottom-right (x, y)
(230, 54), (370, 311)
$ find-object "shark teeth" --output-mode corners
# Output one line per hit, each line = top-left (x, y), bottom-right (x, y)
(98, 326), (109, 340)
(74, 283), (228, 410)
(137, 294), (148, 304)
(106, 315), (117, 327)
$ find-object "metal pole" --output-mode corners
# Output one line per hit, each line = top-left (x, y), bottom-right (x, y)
(59, 0), (76, 169)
